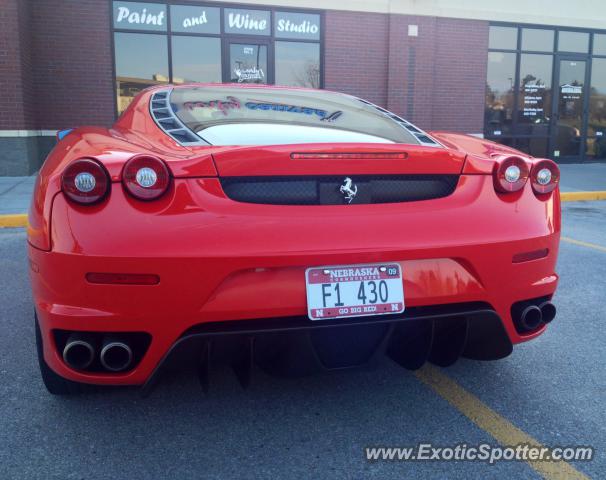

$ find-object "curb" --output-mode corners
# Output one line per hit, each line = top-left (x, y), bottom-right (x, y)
(560, 191), (606, 202)
(1, 191), (605, 228)
(0, 214), (28, 228)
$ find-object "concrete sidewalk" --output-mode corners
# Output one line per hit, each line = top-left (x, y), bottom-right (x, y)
(0, 176), (36, 215)
(557, 163), (606, 192)
(0, 163), (605, 216)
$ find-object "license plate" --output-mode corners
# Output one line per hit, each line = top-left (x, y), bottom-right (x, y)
(305, 263), (405, 320)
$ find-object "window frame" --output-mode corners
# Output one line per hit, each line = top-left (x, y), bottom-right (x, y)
(110, 0), (325, 117)
(486, 21), (606, 162)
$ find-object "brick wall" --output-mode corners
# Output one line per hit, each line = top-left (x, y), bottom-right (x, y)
(0, 0), (35, 129)
(1, 2), (488, 149)
(324, 11), (390, 109)
(30, 0), (115, 129)
(430, 18), (488, 133)
(324, 10), (488, 133)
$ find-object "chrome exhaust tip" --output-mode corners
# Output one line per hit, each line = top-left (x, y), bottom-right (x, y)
(63, 334), (95, 370)
(100, 339), (133, 372)
(539, 301), (556, 323)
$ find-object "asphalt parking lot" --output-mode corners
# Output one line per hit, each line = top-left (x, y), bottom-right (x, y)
(0, 201), (604, 480)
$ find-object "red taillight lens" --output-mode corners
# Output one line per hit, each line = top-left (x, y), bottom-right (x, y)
(122, 155), (171, 200)
(530, 159), (560, 194)
(493, 156), (530, 193)
(61, 158), (110, 205)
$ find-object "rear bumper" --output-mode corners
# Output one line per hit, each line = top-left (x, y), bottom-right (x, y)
(142, 303), (512, 396)
(29, 174), (560, 385)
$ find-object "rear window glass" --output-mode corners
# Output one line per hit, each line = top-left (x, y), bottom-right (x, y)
(169, 86), (423, 145)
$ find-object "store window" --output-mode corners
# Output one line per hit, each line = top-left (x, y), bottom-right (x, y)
(275, 42), (320, 88)
(171, 37), (221, 83)
(114, 32), (169, 113)
(486, 24), (606, 161)
(594, 34), (606, 55)
(558, 31), (589, 53)
(112, 1), (323, 113)
(229, 43), (268, 83)
(521, 28), (554, 52)
(588, 58), (606, 158)
(488, 26), (517, 50)
(485, 52), (516, 137)
(517, 54), (552, 135)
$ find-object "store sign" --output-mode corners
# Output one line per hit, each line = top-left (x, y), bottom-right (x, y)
(113, 1), (167, 31)
(224, 8), (270, 35)
(275, 12), (321, 40)
(170, 5), (220, 34)
(235, 67), (265, 82)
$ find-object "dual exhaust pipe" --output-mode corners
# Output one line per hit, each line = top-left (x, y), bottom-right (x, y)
(62, 334), (133, 372)
(514, 301), (556, 333)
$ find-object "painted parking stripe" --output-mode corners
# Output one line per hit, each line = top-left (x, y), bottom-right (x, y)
(415, 365), (590, 480)
(560, 191), (606, 202)
(0, 214), (28, 228)
(561, 236), (606, 253)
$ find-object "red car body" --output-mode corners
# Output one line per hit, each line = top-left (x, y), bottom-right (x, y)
(28, 84), (560, 394)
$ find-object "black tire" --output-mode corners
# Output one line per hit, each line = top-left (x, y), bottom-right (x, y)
(35, 314), (84, 395)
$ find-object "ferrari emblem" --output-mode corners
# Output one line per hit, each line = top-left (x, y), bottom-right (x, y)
(340, 177), (358, 203)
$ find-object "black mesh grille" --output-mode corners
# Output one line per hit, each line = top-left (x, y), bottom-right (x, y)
(220, 175), (459, 205)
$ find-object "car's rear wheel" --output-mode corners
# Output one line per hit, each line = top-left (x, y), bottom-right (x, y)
(35, 314), (84, 395)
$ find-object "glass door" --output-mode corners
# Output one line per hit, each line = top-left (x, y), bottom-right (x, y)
(226, 40), (269, 84)
(551, 57), (588, 160)
(587, 58), (606, 160)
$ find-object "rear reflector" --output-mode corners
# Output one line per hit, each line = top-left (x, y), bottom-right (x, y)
(86, 273), (160, 285)
(290, 152), (408, 160)
(512, 248), (549, 263)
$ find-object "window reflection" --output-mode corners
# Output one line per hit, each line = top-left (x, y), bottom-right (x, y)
(558, 31), (589, 53)
(517, 54), (552, 135)
(229, 43), (267, 83)
(555, 60), (585, 156)
(114, 32), (168, 113)
(588, 58), (606, 158)
(515, 137), (549, 158)
(171, 36), (221, 83)
(488, 26), (517, 50)
(521, 29), (554, 52)
(485, 52), (516, 137)
(275, 42), (320, 88)
(594, 34), (606, 56)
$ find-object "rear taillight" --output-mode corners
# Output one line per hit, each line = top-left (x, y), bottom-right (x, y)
(493, 156), (530, 193)
(291, 152), (408, 160)
(530, 159), (560, 194)
(61, 158), (110, 204)
(122, 155), (171, 200)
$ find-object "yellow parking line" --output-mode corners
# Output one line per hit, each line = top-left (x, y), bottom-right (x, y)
(0, 214), (28, 228)
(561, 236), (606, 253)
(561, 191), (606, 202)
(415, 365), (590, 480)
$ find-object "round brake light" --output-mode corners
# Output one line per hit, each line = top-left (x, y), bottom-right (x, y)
(122, 156), (171, 200)
(61, 159), (110, 204)
(531, 159), (560, 194)
(493, 156), (530, 193)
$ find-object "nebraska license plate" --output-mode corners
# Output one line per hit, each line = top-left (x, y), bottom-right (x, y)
(305, 263), (405, 320)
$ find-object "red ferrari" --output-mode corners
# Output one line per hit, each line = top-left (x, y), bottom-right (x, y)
(28, 84), (560, 395)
